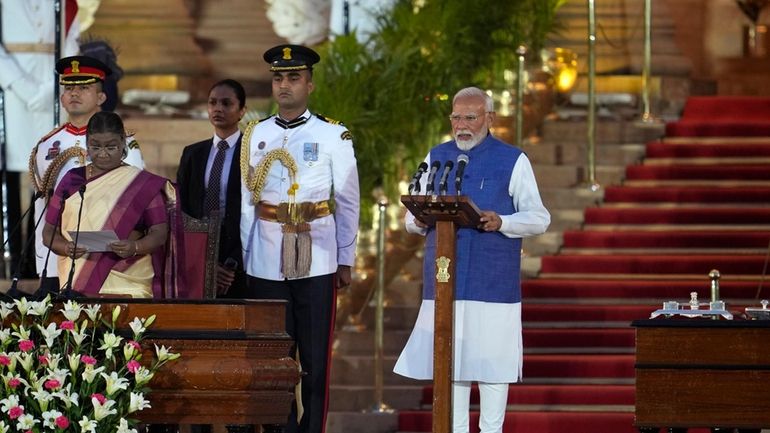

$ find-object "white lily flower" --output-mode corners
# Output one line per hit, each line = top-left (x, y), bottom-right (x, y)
(0, 328), (10, 345)
(70, 323), (89, 347)
(0, 303), (13, 321)
(42, 409), (63, 429)
(92, 397), (117, 420)
(0, 420), (9, 433)
(15, 352), (34, 372)
(154, 344), (180, 362)
(52, 385), (79, 409)
(133, 367), (154, 386)
(100, 371), (129, 395)
(37, 322), (62, 347)
(99, 333), (123, 359)
(67, 353), (81, 372)
(31, 389), (54, 412)
(0, 394), (20, 412)
(128, 317), (146, 338)
(128, 392), (151, 413)
(116, 418), (138, 433)
(15, 414), (38, 431)
(60, 300), (83, 321)
(11, 325), (31, 340)
(78, 415), (97, 433)
(82, 366), (105, 384)
(28, 296), (51, 316)
(84, 304), (101, 322)
(46, 353), (63, 371)
(13, 298), (30, 316)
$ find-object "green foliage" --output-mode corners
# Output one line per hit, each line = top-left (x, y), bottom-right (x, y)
(308, 0), (565, 224)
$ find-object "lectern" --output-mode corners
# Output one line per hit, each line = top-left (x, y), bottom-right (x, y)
(401, 194), (482, 433)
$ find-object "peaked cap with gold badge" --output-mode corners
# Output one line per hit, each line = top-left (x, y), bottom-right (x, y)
(55, 55), (112, 85)
(263, 44), (320, 72)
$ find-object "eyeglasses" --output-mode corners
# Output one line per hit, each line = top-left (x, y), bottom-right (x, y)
(448, 113), (486, 123)
(87, 145), (121, 153)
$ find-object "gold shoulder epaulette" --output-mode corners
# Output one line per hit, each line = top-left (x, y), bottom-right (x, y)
(315, 113), (344, 126)
(37, 124), (66, 145)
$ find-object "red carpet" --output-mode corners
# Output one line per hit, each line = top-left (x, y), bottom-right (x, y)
(584, 207), (770, 225)
(666, 96), (770, 136)
(397, 96), (770, 433)
(602, 185), (770, 203)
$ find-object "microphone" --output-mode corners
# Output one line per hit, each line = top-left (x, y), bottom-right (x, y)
(455, 154), (469, 195)
(437, 160), (455, 195)
(5, 190), (55, 300)
(424, 160), (441, 195)
(407, 162), (429, 195)
(63, 184), (87, 299)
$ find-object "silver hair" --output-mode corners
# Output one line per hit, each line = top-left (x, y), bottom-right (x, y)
(453, 87), (494, 112)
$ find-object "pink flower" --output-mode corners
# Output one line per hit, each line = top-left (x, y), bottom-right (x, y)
(55, 416), (70, 429)
(0, 355), (11, 366)
(8, 406), (23, 419)
(44, 379), (61, 390)
(60, 320), (75, 330)
(91, 393), (106, 405)
(38, 355), (49, 365)
(25, 430), (32, 433)
(81, 355), (97, 365)
(126, 360), (141, 373)
(8, 378), (20, 389)
(18, 339), (34, 352)
(128, 340), (141, 350)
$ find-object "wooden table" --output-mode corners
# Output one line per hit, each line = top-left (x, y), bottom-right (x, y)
(633, 319), (770, 432)
(104, 299), (300, 425)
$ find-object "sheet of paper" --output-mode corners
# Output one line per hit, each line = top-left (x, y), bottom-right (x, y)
(67, 230), (120, 252)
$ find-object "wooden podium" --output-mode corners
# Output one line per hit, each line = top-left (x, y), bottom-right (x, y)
(101, 299), (300, 425)
(401, 194), (482, 433)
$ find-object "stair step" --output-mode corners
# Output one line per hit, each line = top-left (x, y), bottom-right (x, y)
(540, 254), (768, 276)
(584, 207), (770, 225)
(419, 384), (635, 407)
(646, 141), (770, 158)
(604, 185), (770, 204)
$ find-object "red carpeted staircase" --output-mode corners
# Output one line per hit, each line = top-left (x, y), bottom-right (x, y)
(396, 97), (770, 433)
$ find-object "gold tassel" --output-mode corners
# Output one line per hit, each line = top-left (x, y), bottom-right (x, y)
(282, 224), (298, 279)
(295, 223), (312, 277)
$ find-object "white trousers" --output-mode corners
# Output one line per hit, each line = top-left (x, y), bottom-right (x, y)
(452, 381), (509, 433)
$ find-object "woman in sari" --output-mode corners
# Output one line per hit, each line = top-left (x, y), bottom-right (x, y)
(42, 111), (184, 298)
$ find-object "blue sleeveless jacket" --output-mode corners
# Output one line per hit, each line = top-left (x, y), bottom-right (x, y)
(422, 134), (523, 303)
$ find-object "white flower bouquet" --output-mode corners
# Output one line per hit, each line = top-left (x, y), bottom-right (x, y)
(0, 296), (180, 433)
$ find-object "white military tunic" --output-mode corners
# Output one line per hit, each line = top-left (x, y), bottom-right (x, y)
(240, 109), (359, 280)
(0, 0), (78, 171)
(31, 123), (144, 278)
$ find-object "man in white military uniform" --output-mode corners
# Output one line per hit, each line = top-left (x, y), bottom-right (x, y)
(240, 44), (359, 433)
(0, 0), (79, 277)
(30, 55), (143, 296)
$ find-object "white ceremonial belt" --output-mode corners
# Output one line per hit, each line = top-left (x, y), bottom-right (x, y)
(3, 43), (55, 54)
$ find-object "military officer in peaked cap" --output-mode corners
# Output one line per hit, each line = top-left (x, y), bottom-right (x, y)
(240, 44), (359, 433)
(29, 55), (143, 296)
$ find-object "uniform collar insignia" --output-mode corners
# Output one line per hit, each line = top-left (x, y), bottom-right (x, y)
(275, 115), (308, 130)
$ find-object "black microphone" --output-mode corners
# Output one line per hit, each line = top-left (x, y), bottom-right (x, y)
(63, 184), (87, 299)
(424, 160), (441, 195)
(407, 162), (429, 195)
(455, 154), (469, 195)
(5, 190), (54, 300)
(437, 160), (455, 195)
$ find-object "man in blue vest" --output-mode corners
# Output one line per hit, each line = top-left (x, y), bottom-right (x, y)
(394, 86), (550, 433)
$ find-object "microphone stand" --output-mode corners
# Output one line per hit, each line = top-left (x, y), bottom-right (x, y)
(5, 191), (49, 300)
(62, 185), (86, 300)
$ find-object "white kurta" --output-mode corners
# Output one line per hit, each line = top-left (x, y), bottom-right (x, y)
(0, 0), (78, 171)
(393, 152), (550, 383)
(32, 123), (144, 277)
(240, 109), (359, 280)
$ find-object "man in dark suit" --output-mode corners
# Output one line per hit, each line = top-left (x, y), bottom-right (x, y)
(177, 79), (247, 297)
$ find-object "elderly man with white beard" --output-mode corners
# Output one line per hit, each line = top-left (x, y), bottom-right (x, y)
(394, 86), (551, 433)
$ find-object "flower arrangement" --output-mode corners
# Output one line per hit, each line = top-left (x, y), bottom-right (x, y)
(0, 296), (180, 433)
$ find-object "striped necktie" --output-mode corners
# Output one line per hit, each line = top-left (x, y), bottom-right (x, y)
(204, 140), (228, 215)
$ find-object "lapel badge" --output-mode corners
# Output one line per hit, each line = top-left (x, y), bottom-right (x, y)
(45, 141), (61, 160)
(258, 141), (266, 150)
